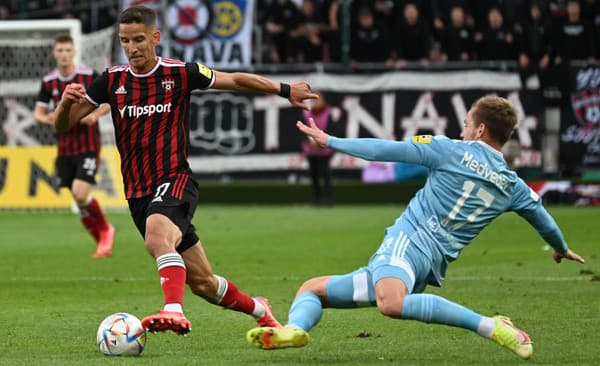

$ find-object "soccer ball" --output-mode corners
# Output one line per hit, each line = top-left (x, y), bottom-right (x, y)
(97, 313), (147, 356)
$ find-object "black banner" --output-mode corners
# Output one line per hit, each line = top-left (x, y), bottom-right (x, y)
(186, 88), (543, 173)
(0, 71), (543, 174)
(560, 65), (600, 176)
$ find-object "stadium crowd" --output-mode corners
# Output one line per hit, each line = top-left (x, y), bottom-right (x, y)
(1, 0), (597, 72)
(0, 0), (119, 33)
(257, 0), (598, 68)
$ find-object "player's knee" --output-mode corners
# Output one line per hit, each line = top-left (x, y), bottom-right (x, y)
(297, 277), (329, 299)
(144, 216), (181, 256)
(71, 191), (88, 205)
(188, 275), (217, 299)
(298, 278), (320, 293)
(144, 238), (164, 257)
(376, 297), (404, 318)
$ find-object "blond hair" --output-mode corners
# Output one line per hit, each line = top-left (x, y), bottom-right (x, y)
(471, 96), (517, 145)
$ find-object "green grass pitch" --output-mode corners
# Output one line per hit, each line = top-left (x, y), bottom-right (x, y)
(1, 205), (598, 365)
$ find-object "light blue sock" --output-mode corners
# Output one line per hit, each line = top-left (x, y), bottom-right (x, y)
(401, 293), (482, 332)
(287, 292), (323, 331)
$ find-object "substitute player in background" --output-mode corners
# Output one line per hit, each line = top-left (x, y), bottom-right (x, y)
(34, 33), (114, 258)
(247, 96), (585, 359)
(54, 5), (318, 336)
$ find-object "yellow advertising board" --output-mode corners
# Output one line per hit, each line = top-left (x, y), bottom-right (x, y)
(0, 146), (126, 209)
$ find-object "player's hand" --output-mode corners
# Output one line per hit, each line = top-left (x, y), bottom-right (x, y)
(296, 117), (329, 147)
(552, 249), (585, 264)
(289, 82), (319, 110)
(60, 83), (87, 107)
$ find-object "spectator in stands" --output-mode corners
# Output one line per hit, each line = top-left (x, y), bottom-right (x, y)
(336, 0), (398, 63)
(517, 1), (551, 88)
(301, 92), (335, 206)
(440, 5), (475, 61)
(0, 3), (8, 20)
(263, 0), (302, 63)
(395, 0), (431, 22)
(580, 0), (600, 54)
(474, 7), (516, 61)
(431, 0), (473, 40)
(550, 0), (596, 65)
(470, 0), (526, 32)
(315, 0), (341, 62)
(391, 2), (432, 67)
(49, 0), (76, 25)
(289, 0), (325, 62)
(349, 6), (392, 70)
(371, 0), (399, 34)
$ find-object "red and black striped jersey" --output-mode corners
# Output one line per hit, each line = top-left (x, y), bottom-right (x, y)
(85, 57), (215, 199)
(36, 65), (101, 156)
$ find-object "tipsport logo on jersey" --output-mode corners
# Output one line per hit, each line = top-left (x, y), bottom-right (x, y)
(118, 103), (173, 119)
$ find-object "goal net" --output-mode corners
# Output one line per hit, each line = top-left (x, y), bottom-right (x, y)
(0, 19), (126, 210)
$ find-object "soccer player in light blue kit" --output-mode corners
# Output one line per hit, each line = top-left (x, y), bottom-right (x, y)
(246, 96), (585, 359)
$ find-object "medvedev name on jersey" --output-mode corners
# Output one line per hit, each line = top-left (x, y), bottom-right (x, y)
(118, 103), (172, 119)
(460, 151), (509, 191)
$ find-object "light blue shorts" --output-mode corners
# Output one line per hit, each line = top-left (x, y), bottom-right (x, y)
(326, 221), (433, 308)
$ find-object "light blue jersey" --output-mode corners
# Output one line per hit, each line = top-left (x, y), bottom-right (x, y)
(328, 135), (569, 287)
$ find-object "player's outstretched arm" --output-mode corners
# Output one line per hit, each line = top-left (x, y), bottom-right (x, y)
(296, 117), (330, 147)
(552, 249), (585, 264)
(55, 83), (96, 132)
(212, 70), (318, 110)
(296, 118), (417, 163)
(517, 202), (585, 265)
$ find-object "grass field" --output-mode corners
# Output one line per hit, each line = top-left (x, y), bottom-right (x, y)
(1, 205), (598, 365)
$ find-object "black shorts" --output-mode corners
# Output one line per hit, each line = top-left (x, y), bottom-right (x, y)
(128, 174), (200, 253)
(56, 152), (99, 188)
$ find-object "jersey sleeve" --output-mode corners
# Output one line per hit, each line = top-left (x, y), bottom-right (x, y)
(510, 179), (569, 253)
(85, 70), (109, 106)
(35, 80), (51, 107)
(187, 62), (215, 90)
(327, 135), (451, 168)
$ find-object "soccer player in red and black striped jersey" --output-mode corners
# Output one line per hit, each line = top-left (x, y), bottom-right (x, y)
(55, 5), (318, 336)
(34, 33), (115, 258)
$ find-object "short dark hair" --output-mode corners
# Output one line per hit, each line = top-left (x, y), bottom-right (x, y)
(119, 5), (156, 28)
(54, 33), (73, 45)
(471, 96), (517, 145)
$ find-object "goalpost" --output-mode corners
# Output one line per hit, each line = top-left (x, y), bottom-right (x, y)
(0, 19), (82, 98)
(0, 19), (125, 210)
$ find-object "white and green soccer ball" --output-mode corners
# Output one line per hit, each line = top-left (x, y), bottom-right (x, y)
(97, 313), (147, 356)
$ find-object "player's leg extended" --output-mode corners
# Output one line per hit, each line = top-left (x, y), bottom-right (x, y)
(373, 247), (532, 359)
(141, 213), (191, 335)
(246, 275), (330, 350)
(183, 240), (280, 327)
(247, 269), (375, 350)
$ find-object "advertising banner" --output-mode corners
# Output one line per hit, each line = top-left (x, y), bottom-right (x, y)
(0, 146), (126, 209)
(184, 71), (543, 173)
(1, 71), (542, 176)
(559, 65), (600, 176)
